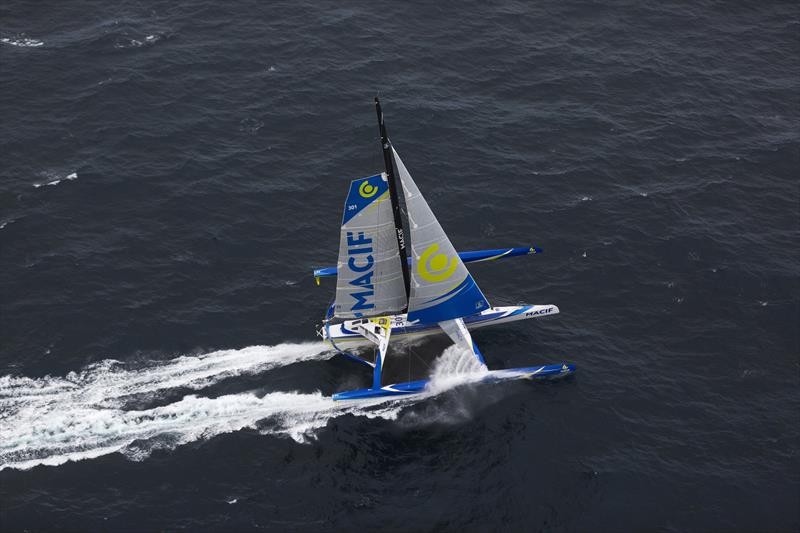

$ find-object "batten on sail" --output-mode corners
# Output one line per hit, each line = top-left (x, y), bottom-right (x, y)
(334, 174), (406, 319)
(392, 147), (491, 323)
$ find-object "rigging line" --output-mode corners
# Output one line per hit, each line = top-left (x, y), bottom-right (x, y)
(375, 162), (383, 307)
(407, 341), (433, 370)
(371, 137), (379, 177)
(405, 338), (411, 384)
(323, 294), (335, 324)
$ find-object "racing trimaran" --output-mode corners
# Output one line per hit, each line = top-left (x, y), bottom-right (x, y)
(314, 98), (574, 400)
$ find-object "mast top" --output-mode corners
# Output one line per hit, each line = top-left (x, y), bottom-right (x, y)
(375, 97), (389, 147)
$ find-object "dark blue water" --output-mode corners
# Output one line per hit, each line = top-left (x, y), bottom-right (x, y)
(1, 1), (798, 531)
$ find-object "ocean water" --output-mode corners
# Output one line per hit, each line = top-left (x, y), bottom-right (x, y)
(1, 1), (798, 531)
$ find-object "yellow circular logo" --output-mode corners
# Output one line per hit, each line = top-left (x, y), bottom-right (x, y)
(418, 243), (457, 282)
(359, 181), (378, 198)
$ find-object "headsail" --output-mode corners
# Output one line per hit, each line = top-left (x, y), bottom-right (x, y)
(334, 174), (406, 318)
(392, 147), (491, 323)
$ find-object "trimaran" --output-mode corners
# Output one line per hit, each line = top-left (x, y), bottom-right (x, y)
(314, 98), (574, 400)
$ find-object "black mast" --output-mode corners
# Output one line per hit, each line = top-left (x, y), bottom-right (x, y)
(375, 97), (411, 307)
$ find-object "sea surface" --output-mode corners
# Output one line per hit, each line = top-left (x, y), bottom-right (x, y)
(1, 1), (798, 531)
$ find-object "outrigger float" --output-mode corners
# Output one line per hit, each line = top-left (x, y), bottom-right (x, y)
(315, 99), (574, 400)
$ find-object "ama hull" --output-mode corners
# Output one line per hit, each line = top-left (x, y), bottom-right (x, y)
(332, 363), (576, 400)
(323, 304), (559, 351)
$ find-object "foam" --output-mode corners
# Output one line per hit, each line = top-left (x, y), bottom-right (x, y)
(33, 172), (78, 188)
(0, 342), (331, 416)
(0, 343), (487, 471)
(427, 344), (489, 394)
(114, 34), (162, 49)
(1, 36), (44, 48)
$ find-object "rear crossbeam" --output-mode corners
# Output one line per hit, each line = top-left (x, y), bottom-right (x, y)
(313, 246), (541, 283)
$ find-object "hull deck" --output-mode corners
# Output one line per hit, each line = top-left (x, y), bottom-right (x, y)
(322, 304), (559, 350)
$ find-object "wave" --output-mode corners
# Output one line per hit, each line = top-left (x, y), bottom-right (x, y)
(33, 172), (77, 188)
(1, 35), (44, 48)
(114, 34), (162, 49)
(0, 343), (490, 471)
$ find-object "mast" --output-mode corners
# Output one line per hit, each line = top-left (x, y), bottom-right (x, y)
(375, 97), (411, 308)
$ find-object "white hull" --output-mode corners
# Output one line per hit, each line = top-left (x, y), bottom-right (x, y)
(321, 304), (559, 350)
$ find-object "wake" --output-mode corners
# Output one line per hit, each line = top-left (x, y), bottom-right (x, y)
(0, 342), (332, 415)
(0, 343), (486, 471)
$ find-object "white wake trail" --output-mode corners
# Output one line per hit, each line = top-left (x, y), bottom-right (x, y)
(0, 342), (333, 469)
(0, 343), (493, 471)
(1, 390), (413, 471)
(0, 342), (330, 415)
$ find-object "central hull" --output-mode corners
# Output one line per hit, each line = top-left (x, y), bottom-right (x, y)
(322, 304), (559, 351)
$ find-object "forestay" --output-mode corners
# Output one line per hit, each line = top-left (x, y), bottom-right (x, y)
(392, 147), (491, 323)
(334, 174), (406, 318)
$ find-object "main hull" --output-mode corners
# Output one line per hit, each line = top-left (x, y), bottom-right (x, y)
(322, 304), (559, 351)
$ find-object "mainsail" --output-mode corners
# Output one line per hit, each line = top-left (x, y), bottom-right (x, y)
(334, 173), (406, 318)
(392, 147), (491, 323)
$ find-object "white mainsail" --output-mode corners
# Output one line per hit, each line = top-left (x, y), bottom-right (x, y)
(334, 174), (407, 319)
(392, 147), (490, 323)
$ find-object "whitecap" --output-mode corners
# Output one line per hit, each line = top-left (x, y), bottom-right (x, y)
(33, 172), (78, 188)
(115, 34), (161, 49)
(1, 36), (44, 48)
